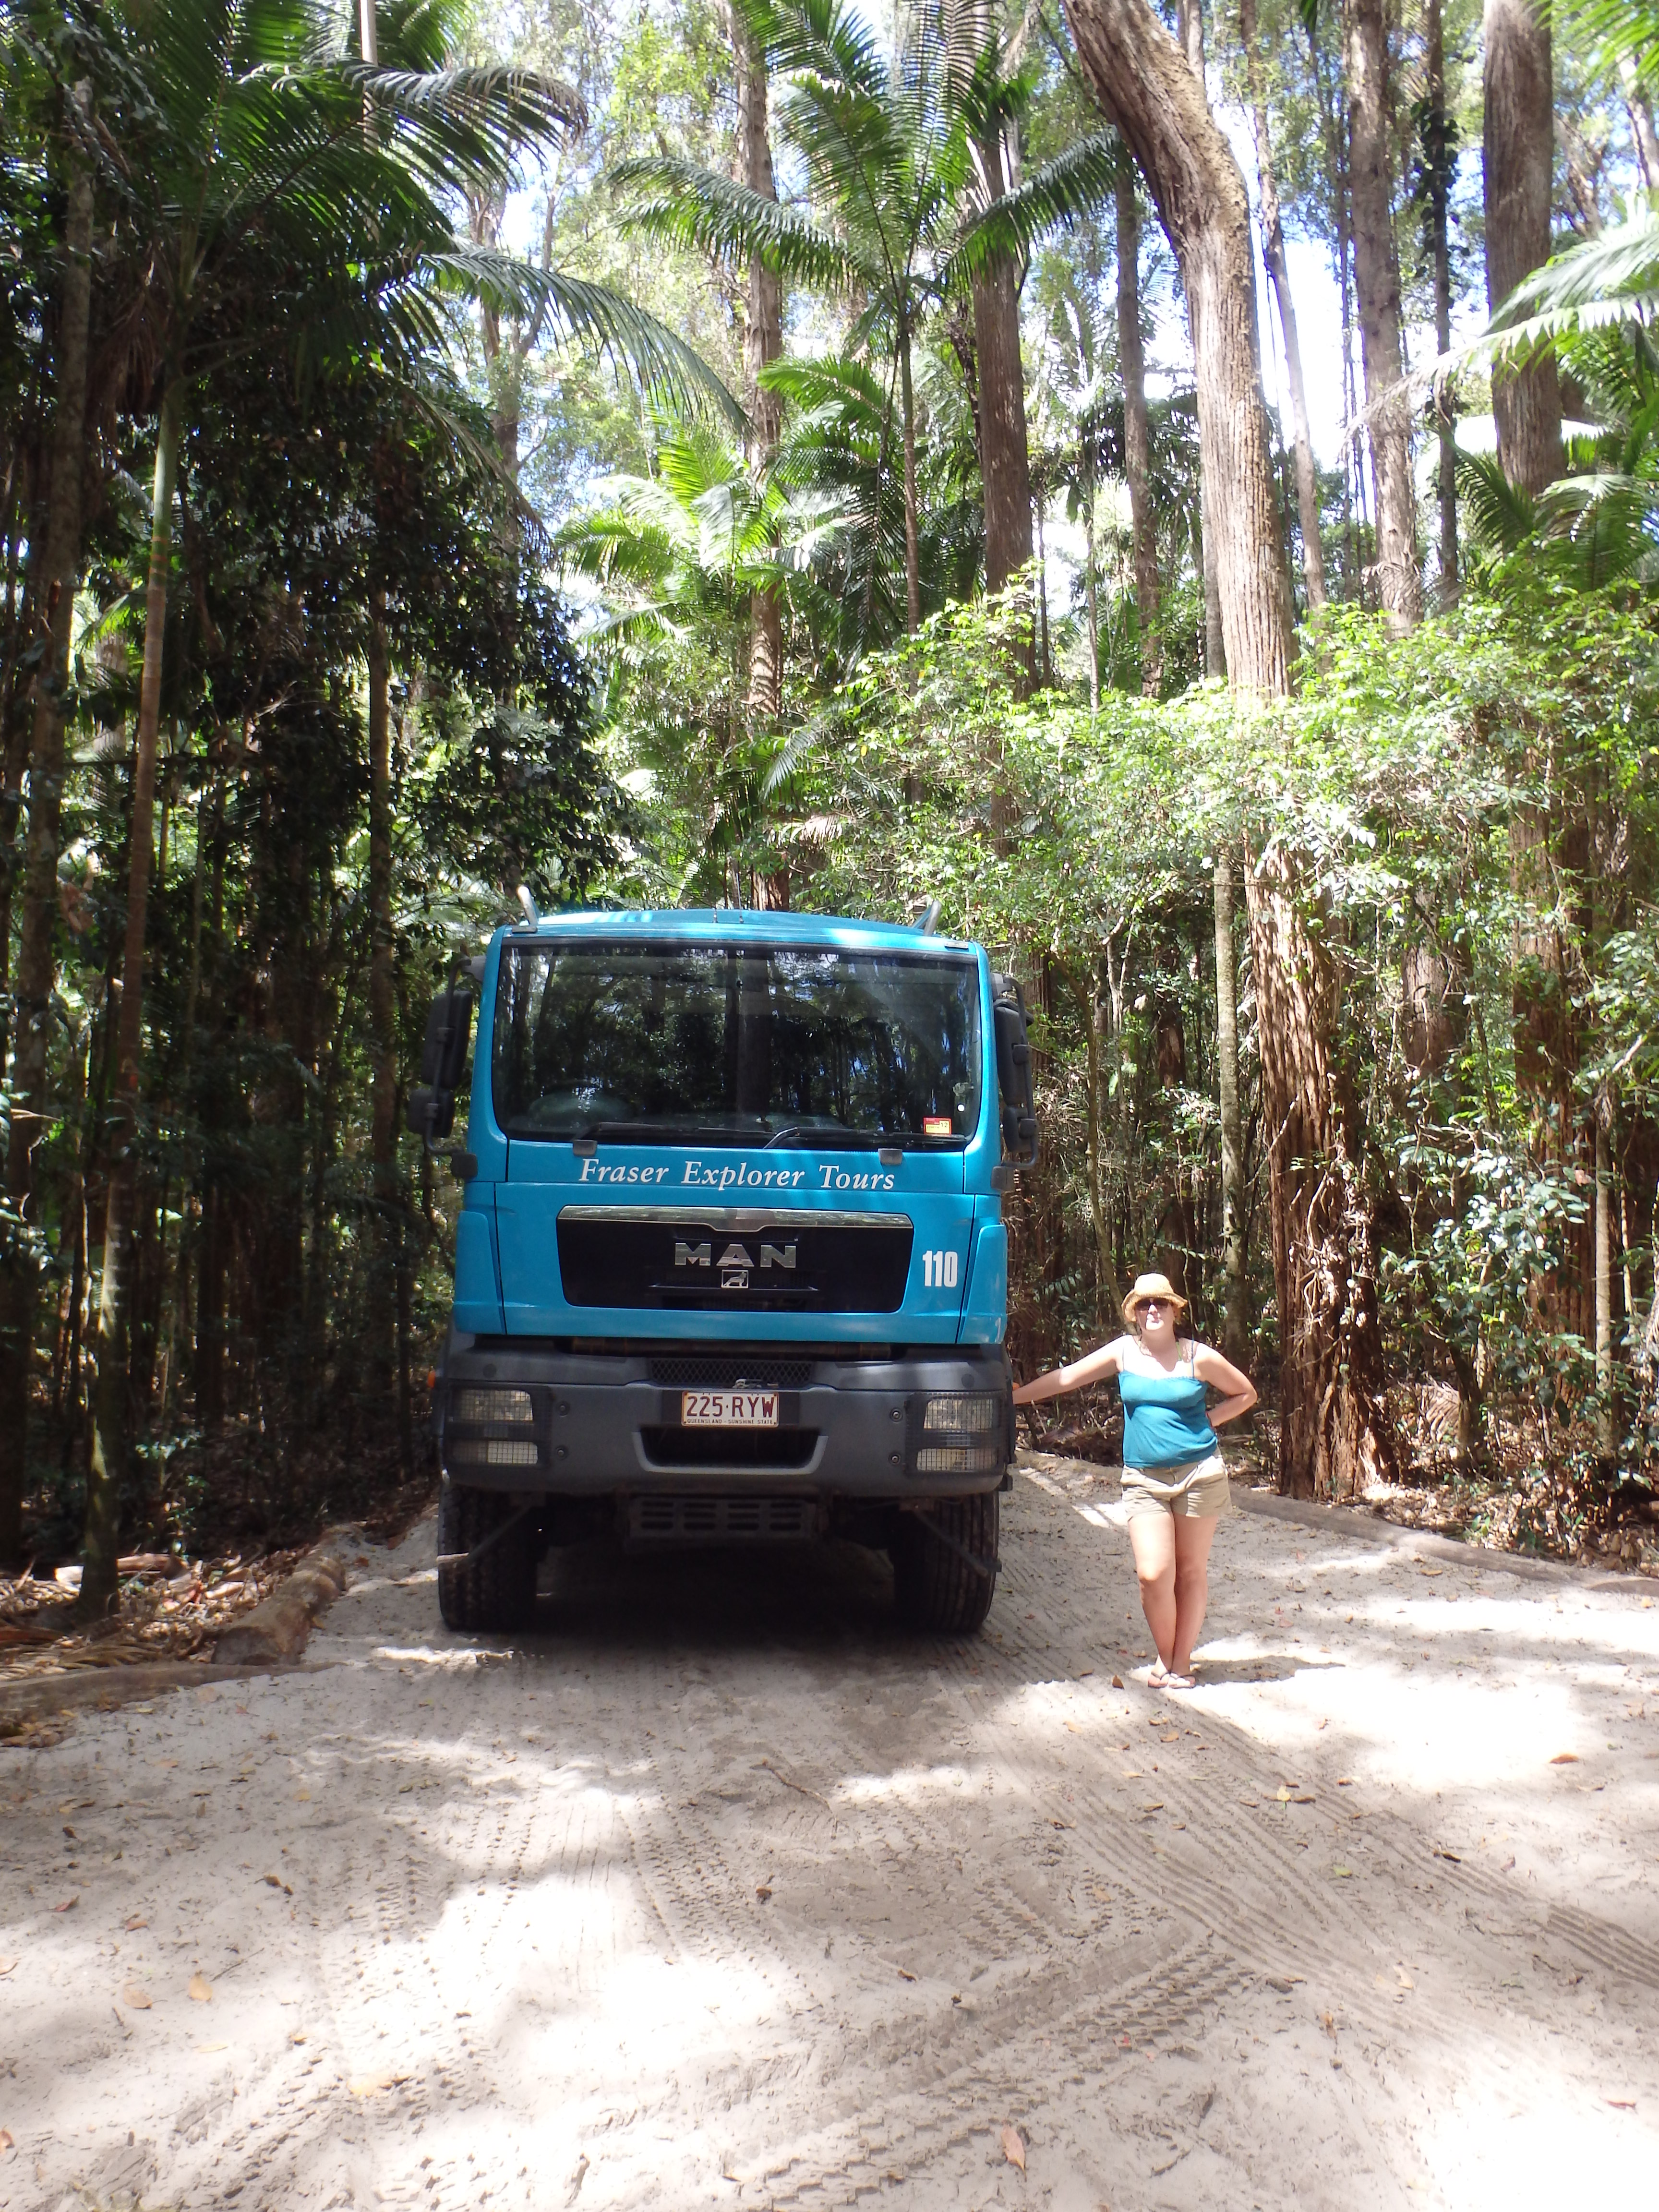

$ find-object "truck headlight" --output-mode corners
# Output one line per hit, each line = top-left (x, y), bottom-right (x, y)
(914, 1444), (1002, 1473)
(447, 1438), (539, 1467)
(922, 1394), (999, 1433)
(453, 1387), (533, 1424)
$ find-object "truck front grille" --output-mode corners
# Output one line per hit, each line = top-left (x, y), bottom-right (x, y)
(629, 1496), (814, 1542)
(639, 1426), (819, 1470)
(557, 1209), (912, 1312)
(650, 1355), (813, 1389)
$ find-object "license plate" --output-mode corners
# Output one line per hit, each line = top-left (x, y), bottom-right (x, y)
(681, 1390), (779, 1428)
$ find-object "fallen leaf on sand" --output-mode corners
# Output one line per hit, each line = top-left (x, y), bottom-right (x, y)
(1434, 1849), (1462, 1863)
(1332, 1866), (1353, 1878)
(755, 1886), (772, 1903)
(294, 1788), (312, 1802)
(195, 2042), (227, 2055)
(1607, 2099), (1635, 2110)
(349, 2071), (410, 2097)
(261, 1873), (292, 1895)
(123, 1916), (147, 1932)
(1110, 1674), (1124, 1689)
(188, 1973), (212, 2002)
(896, 1967), (917, 1981)
(1000, 2126), (1026, 2171)
(0, 1959), (14, 1975)
(51, 1896), (78, 1913)
(1549, 1753), (1578, 1766)
(0, 2130), (12, 2154)
(121, 1984), (152, 2010)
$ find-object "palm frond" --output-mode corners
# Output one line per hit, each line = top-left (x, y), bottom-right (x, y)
(942, 132), (1118, 289)
(1456, 450), (1539, 553)
(616, 156), (862, 291)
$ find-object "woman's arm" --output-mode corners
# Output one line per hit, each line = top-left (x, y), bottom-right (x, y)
(1192, 1343), (1258, 1428)
(1012, 1338), (1125, 1406)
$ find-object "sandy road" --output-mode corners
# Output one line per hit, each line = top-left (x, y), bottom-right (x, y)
(5, 1462), (1659, 2212)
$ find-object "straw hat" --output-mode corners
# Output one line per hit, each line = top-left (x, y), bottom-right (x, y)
(1121, 1271), (1187, 1324)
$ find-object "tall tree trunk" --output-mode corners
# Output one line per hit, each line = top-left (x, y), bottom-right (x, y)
(1424, 0), (1458, 590)
(366, 591), (397, 1417)
(1174, 0), (1227, 677)
(734, 12), (785, 720)
(82, 385), (180, 1618)
(1177, 0), (1206, 82)
(898, 308), (922, 633)
(1246, 843), (1395, 1496)
(1619, 55), (1659, 191)
(1483, 0), (1563, 495)
(0, 111), (93, 1560)
(1213, 847), (1248, 1370)
(1064, 0), (1293, 692)
(1083, 439), (1100, 710)
(973, 128), (1036, 598)
(1200, 473), (1226, 676)
(1065, 0), (1392, 1498)
(1595, 1105), (1614, 1457)
(1115, 151), (1161, 694)
(1346, 0), (1421, 629)
(1304, 20), (1360, 595)
(1238, 0), (1326, 609)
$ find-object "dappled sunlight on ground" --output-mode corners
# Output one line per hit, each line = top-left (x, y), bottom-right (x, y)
(5, 1470), (1658, 2210)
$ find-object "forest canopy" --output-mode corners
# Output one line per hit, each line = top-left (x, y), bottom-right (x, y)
(3, 0), (1659, 1604)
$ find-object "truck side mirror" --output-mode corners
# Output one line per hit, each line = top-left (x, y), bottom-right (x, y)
(991, 973), (1039, 1169)
(407, 988), (474, 1145)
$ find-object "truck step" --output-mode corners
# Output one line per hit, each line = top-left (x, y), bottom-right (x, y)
(627, 1496), (816, 1544)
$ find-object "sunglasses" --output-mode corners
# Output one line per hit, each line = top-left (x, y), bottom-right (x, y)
(1136, 1298), (1171, 1313)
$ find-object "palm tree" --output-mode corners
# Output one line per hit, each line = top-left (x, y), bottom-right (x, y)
(559, 420), (840, 899)
(620, 0), (1115, 632)
(58, 0), (731, 1615)
(760, 349), (983, 653)
(623, 0), (966, 631)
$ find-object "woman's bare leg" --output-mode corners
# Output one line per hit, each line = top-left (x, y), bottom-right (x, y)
(1170, 1515), (1219, 1675)
(1127, 1513), (1177, 1671)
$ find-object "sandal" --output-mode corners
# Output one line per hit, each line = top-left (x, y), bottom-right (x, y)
(1161, 1671), (1198, 1690)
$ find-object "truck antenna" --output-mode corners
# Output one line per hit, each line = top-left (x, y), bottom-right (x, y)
(515, 884), (540, 931)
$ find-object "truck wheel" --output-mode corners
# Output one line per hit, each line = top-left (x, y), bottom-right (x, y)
(437, 1484), (538, 1633)
(891, 1494), (999, 1634)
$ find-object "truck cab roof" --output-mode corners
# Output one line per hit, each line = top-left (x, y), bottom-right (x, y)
(495, 909), (975, 955)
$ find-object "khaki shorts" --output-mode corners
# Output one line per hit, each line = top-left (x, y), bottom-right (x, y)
(1121, 1454), (1235, 1522)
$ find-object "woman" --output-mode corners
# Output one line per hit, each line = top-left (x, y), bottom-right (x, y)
(1013, 1273), (1256, 1688)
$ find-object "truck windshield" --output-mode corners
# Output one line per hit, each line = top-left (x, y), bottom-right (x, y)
(493, 941), (982, 1147)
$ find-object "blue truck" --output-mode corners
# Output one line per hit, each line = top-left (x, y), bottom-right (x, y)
(408, 902), (1038, 1635)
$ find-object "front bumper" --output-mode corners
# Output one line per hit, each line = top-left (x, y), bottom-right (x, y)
(434, 1335), (1014, 1499)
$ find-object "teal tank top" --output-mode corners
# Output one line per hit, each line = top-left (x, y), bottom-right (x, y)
(1118, 1340), (1218, 1468)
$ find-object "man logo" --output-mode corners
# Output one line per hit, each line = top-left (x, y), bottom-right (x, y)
(674, 1236), (798, 1288)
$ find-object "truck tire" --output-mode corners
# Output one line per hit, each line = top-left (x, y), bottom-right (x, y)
(891, 1493), (999, 1634)
(437, 1483), (538, 1634)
